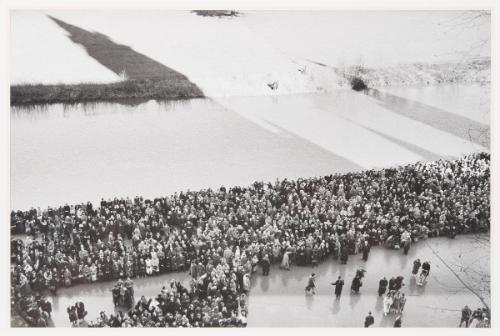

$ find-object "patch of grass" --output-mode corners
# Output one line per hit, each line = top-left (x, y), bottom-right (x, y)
(11, 79), (204, 106)
(10, 16), (204, 106)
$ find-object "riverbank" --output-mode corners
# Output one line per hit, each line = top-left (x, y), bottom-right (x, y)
(11, 11), (490, 103)
(10, 14), (203, 106)
(11, 79), (204, 106)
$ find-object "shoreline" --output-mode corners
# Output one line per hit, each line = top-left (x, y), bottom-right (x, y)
(10, 79), (204, 106)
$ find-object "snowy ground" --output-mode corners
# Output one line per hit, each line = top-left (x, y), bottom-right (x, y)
(11, 11), (490, 96)
(10, 11), (121, 85)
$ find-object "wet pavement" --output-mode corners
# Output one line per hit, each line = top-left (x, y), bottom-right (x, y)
(248, 234), (489, 327)
(42, 234), (489, 328)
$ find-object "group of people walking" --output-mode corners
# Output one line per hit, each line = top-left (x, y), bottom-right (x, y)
(10, 153), (490, 328)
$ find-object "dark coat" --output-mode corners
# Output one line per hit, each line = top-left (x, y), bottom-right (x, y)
(365, 315), (374, 327)
(331, 279), (344, 296)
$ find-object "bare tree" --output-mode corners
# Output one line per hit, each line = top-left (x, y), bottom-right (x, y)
(425, 234), (490, 311)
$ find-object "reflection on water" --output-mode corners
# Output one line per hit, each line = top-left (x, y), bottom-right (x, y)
(11, 96), (361, 210)
(11, 85), (489, 210)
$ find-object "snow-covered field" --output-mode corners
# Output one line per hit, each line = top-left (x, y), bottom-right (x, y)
(10, 11), (122, 85)
(11, 11), (490, 96)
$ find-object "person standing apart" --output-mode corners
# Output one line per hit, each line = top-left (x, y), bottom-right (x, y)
(364, 312), (375, 327)
(305, 273), (317, 294)
(460, 305), (472, 327)
(394, 315), (402, 327)
(331, 276), (344, 299)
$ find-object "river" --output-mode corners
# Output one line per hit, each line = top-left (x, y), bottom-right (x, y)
(11, 85), (489, 210)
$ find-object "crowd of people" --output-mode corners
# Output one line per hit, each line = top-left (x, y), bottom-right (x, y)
(112, 278), (135, 308)
(85, 279), (248, 327)
(67, 300), (88, 327)
(10, 152), (490, 327)
(460, 305), (490, 328)
(11, 289), (52, 327)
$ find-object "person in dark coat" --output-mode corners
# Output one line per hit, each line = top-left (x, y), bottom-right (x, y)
(305, 273), (317, 294)
(364, 312), (375, 327)
(340, 245), (349, 264)
(351, 275), (362, 294)
(388, 277), (396, 291)
(356, 267), (366, 279)
(331, 276), (344, 299)
(261, 254), (270, 276)
(40, 299), (52, 318)
(395, 276), (405, 291)
(75, 300), (87, 321)
(362, 241), (371, 261)
(67, 305), (78, 326)
(394, 315), (402, 327)
(112, 285), (120, 306)
(460, 305), (472, 327)
(421, 261), (431, 276)
(412, 259), (421, 277)
(378, 277), (388, 296)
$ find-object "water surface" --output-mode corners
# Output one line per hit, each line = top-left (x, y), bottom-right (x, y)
(11, 85), (489, 210)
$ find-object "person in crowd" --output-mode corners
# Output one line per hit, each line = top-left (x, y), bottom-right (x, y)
(412, 259), (421, 277)
(394, 315), (402, 327)
(331, 276), (344, 299)
(75, 300), (87, 322)
(364, 312), (374, 327)
(14, 294), (52, 327)
(399, 293), (406, 313)
(378, 277), (388, 296)
(67, 304), (78, 327)
(261, 254), (270, 276)
(351, 275), (362, 294)
(419, 261), (431, 284)
(460, 305), (472, 327)
(85, 277), (249, 327)
(383, 292), (394, 316)
(388, 277), (396, 291)
(362, 241), (371, 261)
(394, 276), (404, 291)
(280, 251), (291, 271)
(401, 230), (411, 255)
(9, 153), (490, 328)
(356, 268), (366, 280)
(305, 273), (317, 295)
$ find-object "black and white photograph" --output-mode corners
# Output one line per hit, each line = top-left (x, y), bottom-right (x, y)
(2, 0), (497, 330)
